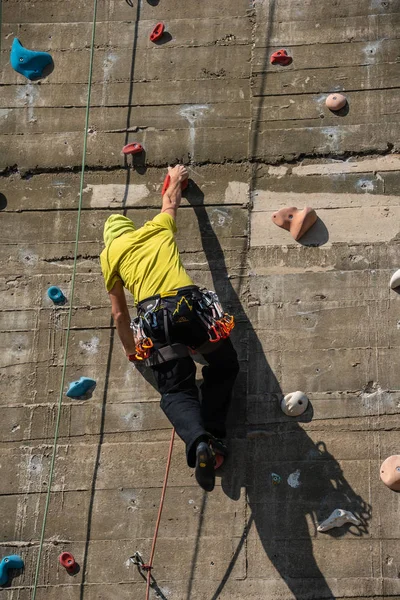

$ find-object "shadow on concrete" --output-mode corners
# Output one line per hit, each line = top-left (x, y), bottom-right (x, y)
(133, 560), (169, 600)
(329, 102), (350, 117)
(122, 0), (142, 214)
(125, 148), (147, 175)
(153, 32), (173, 46)
(298, 217), (329, 247)
(0, 193), (7, 210)
(40, 60), (55, 79)
(78, 323), (114, 600)
(186, 182), (372, 600)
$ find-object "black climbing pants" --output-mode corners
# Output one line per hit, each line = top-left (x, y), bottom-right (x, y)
(138, 287), (240, 467)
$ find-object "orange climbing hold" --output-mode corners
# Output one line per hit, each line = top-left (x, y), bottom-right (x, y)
(150, 23), (165, 43)
(270, 49), (292, 66)
(122, 142), (144, 155)
(161, 174), (188, 196)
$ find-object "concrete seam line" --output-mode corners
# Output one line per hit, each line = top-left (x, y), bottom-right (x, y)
(30, 1), (99, 598)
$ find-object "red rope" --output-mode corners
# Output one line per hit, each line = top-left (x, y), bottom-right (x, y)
(144, 428), (175, 600)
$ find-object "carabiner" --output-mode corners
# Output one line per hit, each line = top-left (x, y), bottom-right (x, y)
(141, 337), (154, 350)
(209, 325), (221, 343)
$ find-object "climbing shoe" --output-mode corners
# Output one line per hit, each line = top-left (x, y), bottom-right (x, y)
(195, 441), (216, 492)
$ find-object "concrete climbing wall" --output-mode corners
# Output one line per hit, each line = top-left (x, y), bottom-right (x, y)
(1, 0), (400, 597)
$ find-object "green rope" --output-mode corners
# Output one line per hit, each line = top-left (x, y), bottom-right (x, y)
(31, 1), (98, 597)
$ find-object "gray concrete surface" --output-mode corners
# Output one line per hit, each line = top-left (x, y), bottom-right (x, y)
(1, 0), (400, 598)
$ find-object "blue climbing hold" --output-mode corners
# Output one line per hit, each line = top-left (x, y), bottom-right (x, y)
(47, 286), (67, 306)
(10, 38), (53, 81)
(0, 555), (24, 586)
(66, 377), (97, 399)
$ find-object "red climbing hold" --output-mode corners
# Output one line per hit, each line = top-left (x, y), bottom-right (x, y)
(122, 142), (143, 156)
(59, 552), (77, 574)
(270, 49), (292, 66)
(150, 23), (165, 43)
(161, 174), (188, 197)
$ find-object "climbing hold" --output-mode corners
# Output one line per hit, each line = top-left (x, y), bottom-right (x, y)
(326, 93), (347, 111)
(150, 23), (165, 43)
(214, 454), (224, 470)
(389, 269), (400, 290)
(280, 391), (309, 417)
(271, 472), (282, 485)
(270, 49), (292, 66)
(47, 286), (67, 306)
(59, 552), (77, 575)
(122, 142), (144, 156)
(0, 555), (24, 586)
(317, 509), (360, 532)
(10, 38), (53, 81)
(161, 174), (189, 197)
(66, 377), (96, 399)
(272, 206), (317, 241)
(380, 455), (400, 491)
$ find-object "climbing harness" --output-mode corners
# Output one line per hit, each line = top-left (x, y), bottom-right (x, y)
(131, 428), (176, 600)
(129, 288), (235, 365)
(30, 1), (98, 599)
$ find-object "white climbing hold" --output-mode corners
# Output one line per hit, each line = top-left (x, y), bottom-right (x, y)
(280, 391), (309, 416)
(317, 509), (360, 532)
(287, 469), (301, 488)
(389, 269), (400, 290)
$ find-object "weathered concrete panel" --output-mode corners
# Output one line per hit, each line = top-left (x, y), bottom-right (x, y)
(1, 0), (399, 597)
(0, 78), (250, 108)
(1, 46), (251, 85)
(3, 0), (250, 23)
(251, 191), (400, 246)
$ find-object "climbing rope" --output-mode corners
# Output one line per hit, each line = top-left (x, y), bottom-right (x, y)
(143, 428), (175, 600)
(30, 1), (98, 598)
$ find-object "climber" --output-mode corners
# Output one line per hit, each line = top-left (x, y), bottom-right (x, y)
(100, 165), (239, 492)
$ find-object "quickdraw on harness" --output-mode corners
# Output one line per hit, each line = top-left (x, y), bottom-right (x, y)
(194, 289), (235, 343)
(130, 313), (154, 361)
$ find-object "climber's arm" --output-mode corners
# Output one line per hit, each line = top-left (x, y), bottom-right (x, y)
(161, 164), (188, 219)
(108, 280), (136, 356)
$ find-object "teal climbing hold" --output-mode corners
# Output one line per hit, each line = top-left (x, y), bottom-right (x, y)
(66, 377), (96, 399)
(47, 286), (67, 305)
(271, 473), (282, 485)
(0, 555), (24, 586)
(10, 38), (53, 81)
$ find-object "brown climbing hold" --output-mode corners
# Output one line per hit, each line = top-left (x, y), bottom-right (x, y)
(326, 93), (347, 111)
(271, 206), (317, 241)
(380, 455), (400, 491)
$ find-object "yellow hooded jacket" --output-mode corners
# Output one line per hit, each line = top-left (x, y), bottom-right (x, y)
(100, 213), (193, 304)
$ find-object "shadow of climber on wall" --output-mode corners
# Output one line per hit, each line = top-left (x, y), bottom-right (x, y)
(185, 181), (372, 600)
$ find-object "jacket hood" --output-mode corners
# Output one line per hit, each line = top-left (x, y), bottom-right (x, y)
(103, 214), (135, 246)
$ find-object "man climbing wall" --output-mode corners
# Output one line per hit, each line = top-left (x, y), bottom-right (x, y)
(99, 164), (239, 492)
